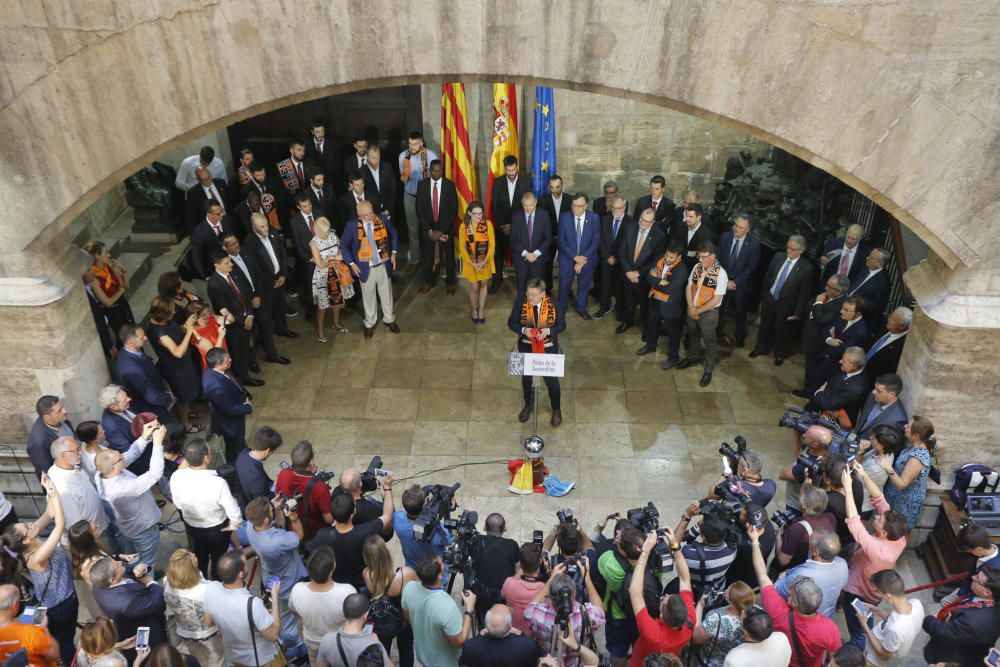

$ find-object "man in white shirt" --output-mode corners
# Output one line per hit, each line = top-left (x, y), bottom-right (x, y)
(170, 438), (243, 578)
(676, 242), (728, 386)
(47, 437), (110, 541)
(723, 608), (791, 667)
(856, 569), (923, 666)
(95, 424), (166, 569)
(175, 146), (228, 191)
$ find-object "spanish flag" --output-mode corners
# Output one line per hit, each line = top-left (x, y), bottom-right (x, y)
(440, 83), (478, 229)
(485, 83), (519, 231)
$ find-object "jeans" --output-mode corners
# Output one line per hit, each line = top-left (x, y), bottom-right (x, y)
(379, 621), (414, 667)
(841, 590), (871, 649)
(124, 523), (161, 570)
(279, 587), (307, 658)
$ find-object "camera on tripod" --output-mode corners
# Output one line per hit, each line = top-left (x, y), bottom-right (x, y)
(442, 509), (480, 589)
(359, 455), (390, 494)
(779, 408), (861, 462)
(413, 482), (461, 542)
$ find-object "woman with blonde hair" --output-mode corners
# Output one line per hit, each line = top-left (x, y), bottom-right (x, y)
(457, 201), (495, 324)
(309, 216), (353, 341)
(84, 240), (134, 344)
(186, 301), (231, 369)
(690, 580), (757, 667)
(362, 533), (418, 667)
(162, 549), (224, 666)
(75, 617), (148, 667)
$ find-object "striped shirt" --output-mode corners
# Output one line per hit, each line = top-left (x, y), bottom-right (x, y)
(681, 542), (737, 592)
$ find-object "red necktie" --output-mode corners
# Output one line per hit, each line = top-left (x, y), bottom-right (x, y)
(212, 224), (222, 237)
(432, 181), (439, 222)
(307, 215), (314, 236)
(315, 141), (322, 156)
(226, 275), (248, 313)
(318, 189), (326, 207)
(296, 163), (304, 187)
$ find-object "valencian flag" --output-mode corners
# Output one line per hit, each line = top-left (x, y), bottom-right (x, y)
(531, 87), (557, 196)
(485, 83), (519, 229)
(440, 83), (478, 226)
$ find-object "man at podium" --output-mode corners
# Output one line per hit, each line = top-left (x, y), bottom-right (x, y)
(508, 278), (566, 427)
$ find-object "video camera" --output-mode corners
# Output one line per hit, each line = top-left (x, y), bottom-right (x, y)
(687, 499), (743, 549)
(442, 509), (480, 589)
(719, 435), (748, 473)
(795, 453), (824, 480)
(556, 508), (575, 525)
(701, 576), (729, 610)
(413, 482), (461, 542)
(771, 507), (802, 529)
(627, 502), (661, 534)
(625, 502), (674, 573)
(359, 455), (390, 494)
(778, 408), (861, 463)
(279, 460), (336, 483)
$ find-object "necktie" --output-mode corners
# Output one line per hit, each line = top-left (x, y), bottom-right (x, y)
(226, 275), (248, 313)
(612, 218), (621, 240)
(226, 371), (245, 392)
(732, 238), (742, 260)
(307, 215), (314, 236)
(866, 333), (891, 361)
(861, 404), (883, 430)
(361, 156), (367, 167)
(527, 213), (534, 240)
(295, 162), (304, 187)
(838, 247), (852, 275)
(534, 304), (540, 327)
(633, 230), (647, 262)
(576, 217), (583, 254)
(212, 224), (221, 237)
(318, 189), (326, 207)
(207, 186), (219, 204)
(315, 141), (323, 156)
(771, 259), (793, 299)
(432, 181), (439, 222)
(365, 223), (379, 264)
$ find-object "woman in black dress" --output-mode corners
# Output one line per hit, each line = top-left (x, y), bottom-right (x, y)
(157, 271), (204, 326)
(147, 297), (203, 433)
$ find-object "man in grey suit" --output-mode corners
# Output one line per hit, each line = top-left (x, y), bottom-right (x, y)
(854, 373), (909, 438)
(750, 235), (815, 366)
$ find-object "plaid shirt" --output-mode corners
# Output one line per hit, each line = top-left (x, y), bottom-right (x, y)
(524, 601), (605, 667)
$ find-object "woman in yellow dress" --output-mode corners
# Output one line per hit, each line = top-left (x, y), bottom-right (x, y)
(457, 200), (495, 324)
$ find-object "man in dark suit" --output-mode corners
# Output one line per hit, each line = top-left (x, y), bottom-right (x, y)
(922, 565), (1000, 667)
(508, 279), (566, 427)
(854, 373), (908, 438)
(633, 175), (676, 237)
(636, 245), (689, 368)
(116, 325), (173, 422)
(804, 347), (870, 419)
(226, 190), (259, 240)
(863, 307), (912, 385)
(509, 191), (552, 299)
(305, 119), (340, 186)
(361, 145), (396, 222)
(99, 384), (154, 476)
(557, 193), (601, 319)
(795, 274), (850, 397)
(27, 395), (73, 478)
(750, 235), (815, 365)
(594, 197), (631, 321)
(716, 214), (762, 347)
(416, 160), (459, 295)
(342, 135), (369, 185)
(185, 166), (228, 235)
(244, 213), (296, 364)
(340, 171), (377, 237)
(90, 556), (168, 662)
(818, 224), (870, 286)
(489, 155), (531, 293)
(207, 249), (263, 387)
(592, 180), (628, 217)
(669, 202), (715, 271)
(289, 191), (319, 317)
(616, 207), (666, 333)
(203, 347), (253, 463)
(190, 201), (234, 279)
(807, 296), (869, 393)
(847, 248), (892, 332)
(242, 162), (287, 231)
(668, 191), (700, 235)
(305, 169), (337, 223)
(538, 174), (573, 290)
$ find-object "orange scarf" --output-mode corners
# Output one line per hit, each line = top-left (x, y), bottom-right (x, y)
(648, 254), (682, 302)
(91, 263), (121, 295)
(520, 296), (557, 350)
(465, 221), (491, 263)
(356, 216), (390, 263)
(689, 260), (723, 308)
(401, 148), (429, 182)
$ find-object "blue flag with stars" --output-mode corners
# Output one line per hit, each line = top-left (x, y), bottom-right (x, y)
(531, 87), (556, 196)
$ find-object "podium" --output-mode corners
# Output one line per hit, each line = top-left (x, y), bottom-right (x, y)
(508, 351), (566, 433)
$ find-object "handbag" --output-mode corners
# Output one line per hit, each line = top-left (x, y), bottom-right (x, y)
(368, 570), (405, 642)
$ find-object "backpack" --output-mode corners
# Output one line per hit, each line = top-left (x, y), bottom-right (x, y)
(950, 464), (999, 510)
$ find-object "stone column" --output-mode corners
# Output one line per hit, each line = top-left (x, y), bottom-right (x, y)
(0, 232), (109, 441)
(899, 253), (1000, 468)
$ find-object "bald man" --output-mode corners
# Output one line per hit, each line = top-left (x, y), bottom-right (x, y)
(460, 604), (540, 667)
(336, 466), (392, 541)
(0, 584), (60, 665)
(341, 200), (400, 338)
(819, 223), (870, 285)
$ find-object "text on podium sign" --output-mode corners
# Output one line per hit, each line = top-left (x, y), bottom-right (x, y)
(508, 352), (566, 377)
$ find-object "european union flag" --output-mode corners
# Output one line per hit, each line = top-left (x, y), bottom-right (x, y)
(531, 87), (557, 196)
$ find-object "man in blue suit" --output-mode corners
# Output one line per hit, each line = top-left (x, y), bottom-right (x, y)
(202, 347), (253, 463)
(716, 214), (761, 347)
(99, 384), (153, 476)
(115, 324), (173, 423)
(90, 556), (168, 662)
(854, 373), (909, 439)
(557, 193), (600, 320)
(341, 200), (400, 339)
(807, 295), (868, 393)
(847, 248), (891, 333)
(510, 192), (552, 297)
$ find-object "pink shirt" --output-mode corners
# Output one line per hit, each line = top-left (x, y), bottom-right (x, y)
(845, 493), (907, 602)
(500, 576), (545, 637)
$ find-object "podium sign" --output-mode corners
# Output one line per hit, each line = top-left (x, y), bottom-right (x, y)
(508, 353), (566, 377)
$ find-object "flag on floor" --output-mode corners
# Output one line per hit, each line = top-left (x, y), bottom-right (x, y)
(440, 83), (478, 227)
(531, 87), (557, 196)
(484, 83), (519, 229)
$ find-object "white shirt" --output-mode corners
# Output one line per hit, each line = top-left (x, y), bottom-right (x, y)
(367, 164), (381, 190)
(686, 264), (729, 308)
(838, 243), (858, 273)
(851, 267), (883, 293)
(723, 633), (792, 667)
(506, 178), (517, 205)
(202, 184), (225, 213)
(175, 155), (228, 190)
(865, 599), (925, 667)
(687, 222), (701, 244)
(170, 467), (242, 529)
(827, 316), (863, 343)
(289, 582), (357, 659)
(229, 253), (255, 291)
(48, 462), (108, 535)
(551, 194), (562, 213)
(255, 232), (280, 274)
(770, 256), (801, 293)
(96, 440), (164, 537)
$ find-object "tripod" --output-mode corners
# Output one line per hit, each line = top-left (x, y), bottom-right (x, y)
(445, 558), (480, 635)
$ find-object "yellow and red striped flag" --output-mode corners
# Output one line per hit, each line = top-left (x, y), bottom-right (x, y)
(440, 83), (478, 228)
(485, 83), (519, 230)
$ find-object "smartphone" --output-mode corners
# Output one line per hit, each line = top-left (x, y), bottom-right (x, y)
(136, 626), (150, 650)
(363, 622), (374, 635)
(267, 574), (281, 590)
(850, 598), (871, 618)
(32, 607), (47, 626)
(987, 648), (1000, 667)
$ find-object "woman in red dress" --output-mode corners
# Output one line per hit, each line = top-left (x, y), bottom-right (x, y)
(84, 240), (134, 344)
(187, 301), (231, 369)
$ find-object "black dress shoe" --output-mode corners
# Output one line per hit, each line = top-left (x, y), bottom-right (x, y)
(734, 336), (745, 348)
(635, 345), (654, 356)
(244, 378), (265, 387)
(615, 323), (631, 334)
(518, 403), (533, 423)
(364, 327), (374, 339)
(699, 372), (713, 387)
(576, 308), (593, 321)
(748, 349), (763, 358)
(266, 355), (291, 365)
(594, 307), (610, 319)
(277, 330), (300, 339)
(550, 410), (562, 427)
(675, 358), (693, 370)
(249, 363), (262, 374)
(791, 388), (811, 399)
(286, 307), (299, 317)
(774, 355), (784, 366)
(641, 332), (647, 342)
(661, 357), (677, 370)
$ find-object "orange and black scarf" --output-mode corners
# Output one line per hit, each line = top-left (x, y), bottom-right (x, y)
(520, 296), (557, 350)
(689, 260), (723, 308)
(401, 148), (429, 182)
(465, 221), (491, 263)
(91, 263), (121, 296)
(648, 254), (682, 302)
(356, 216), (390, 264)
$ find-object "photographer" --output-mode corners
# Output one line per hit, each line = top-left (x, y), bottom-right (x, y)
(544, 518), (598, 599)
(774, 484), (836, 571)
(524, 562), (605, 667)
(597, 525), (653, 667)
(402, 556), (476, 667)
(706, 449), (776, 508)
(817, 455), (864, 554)
(335, 466), (392, 540)
(691, 581), (756, 667)
(725, 503), (775, 589)
(628, 529), (694, 666)
(274, 440), (334, 540)
(938, 522), (1000, 606)
(306, 473), (394, 590)
(235, 425), (282, 507)
(773, 529), (847, 619)
(501, 543), (547, 637)
(470, 513), (519, 621)
(672, 504), (736, 599)
(394, 484), (453, 569)
(245, 495), (308, 662)
(779, 424), (832, 513)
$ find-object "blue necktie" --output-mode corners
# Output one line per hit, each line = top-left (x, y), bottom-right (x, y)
(771, 259), (792, 299)
(861, 404), (883, 431)
(612, 218), (621, 240)
(866, 333), (891, 361)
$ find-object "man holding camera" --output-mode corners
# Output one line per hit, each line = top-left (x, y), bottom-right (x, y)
(274, 441), (334, 541)
(524, 562), (605, 667)
(779, 424), (833, 513)
(403, 556), (477, 667)
(706, 448), (776, 508)
(725, 502), (776, 589)
(470, 513), (520, 621)
(774, 483), (837, 573)
(501, 543), (547, 637)
(235, 425), (282, 507)
(543, 517), (599, 600)
(672, 504), (737, 599)
(597, 525), (652, 667)
(335, 465), (393, 540)
(628, 529), (694, 667)
(394, 484), (454, 569)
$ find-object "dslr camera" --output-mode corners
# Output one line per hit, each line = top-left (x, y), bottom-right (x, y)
(778, 408), (862, 463)
(625, 502), (674, 573)
(771, 507), (802, 529)
(413, 483), (461, 542)
(556, 508), (575, 525)
(279, 460), (336, 483)
(359, 455), (390, 494)
(719, 435), (748, 472)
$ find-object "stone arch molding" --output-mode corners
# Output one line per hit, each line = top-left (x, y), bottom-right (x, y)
(2, 0), (999, 281)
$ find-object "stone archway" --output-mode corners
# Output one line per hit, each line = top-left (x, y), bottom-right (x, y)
(1, 0), (997, 462)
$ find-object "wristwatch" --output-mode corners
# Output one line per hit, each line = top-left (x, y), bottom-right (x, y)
(464, 610), (474, 618)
